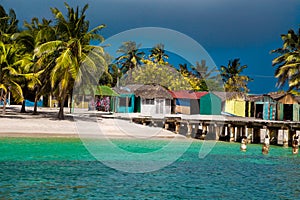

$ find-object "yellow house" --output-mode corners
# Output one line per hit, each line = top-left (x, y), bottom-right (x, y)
(213, 92), (248, 117)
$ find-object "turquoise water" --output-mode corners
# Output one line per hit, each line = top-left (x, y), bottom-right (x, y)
(0, 138), (300, 199)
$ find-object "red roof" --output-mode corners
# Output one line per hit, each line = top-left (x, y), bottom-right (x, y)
(169, 91), (208, 99)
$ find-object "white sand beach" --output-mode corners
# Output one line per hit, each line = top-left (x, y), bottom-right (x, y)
(0, 105), (185, 139)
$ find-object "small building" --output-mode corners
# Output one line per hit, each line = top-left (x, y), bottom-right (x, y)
(113, 84), (142, 113)
(169, 91), (208, 114)
(170, 91), (221, 115)
(248, 94), (277, 120)
(269, 92), (300, 121)
(199, 92), (222, 115)
(213, 92), (249, 117)
(134, 84), (173, 116)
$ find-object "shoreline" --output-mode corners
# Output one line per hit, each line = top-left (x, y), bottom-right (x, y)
(0, 105), (186, 139)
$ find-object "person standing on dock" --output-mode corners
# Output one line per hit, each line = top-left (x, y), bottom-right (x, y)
(292, 134), (299, 155)
(240, 136), (247, 151)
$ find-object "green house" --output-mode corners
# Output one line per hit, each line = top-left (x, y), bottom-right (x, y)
(199, 93), (222, 115)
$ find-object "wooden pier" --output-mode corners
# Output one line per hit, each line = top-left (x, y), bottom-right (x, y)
(104, 113), (300, 146)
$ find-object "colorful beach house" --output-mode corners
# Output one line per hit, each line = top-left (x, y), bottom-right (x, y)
(113, 84), (142, 113)
(248, 94), (277, 120)
(72, 85), (119, 111)
(269, 92), (300, 121)
(213, 92), (249, 117)
(199, 92), (222, 115)
(169, 91), (221, 115)
(134, 84), (173, 115)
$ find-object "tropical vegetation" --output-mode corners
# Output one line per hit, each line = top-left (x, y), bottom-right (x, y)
(272, 26), (300, 92)
(220, 58), (252, 95)
(1, 3), (300, 119)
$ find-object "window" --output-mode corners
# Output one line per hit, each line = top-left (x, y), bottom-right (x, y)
(119, 97), (131, 107)
(165, 99), (171, 106)
(142, 98), (154, 105)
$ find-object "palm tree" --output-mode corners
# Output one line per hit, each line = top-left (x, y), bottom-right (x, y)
(271, 27), (300, 91)
(220, 58), (252, 94)
(0, 5), (19, 43)
(0, 42), (23, 114)
(35, 3), (106, 119)
(0, 6), (23, 114)
(14, 17), (56, 113)
(149, 43), (168, 64)
(191, 60), (223, 91)
(116, 41), (145, 73)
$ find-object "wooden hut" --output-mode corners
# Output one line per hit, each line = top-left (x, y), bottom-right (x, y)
(269, 92), (300, 121)
(199, 92), (222, 115)
(134, 84), (173, 115)
(113, 84), (142, 113)
(213, 92), (249, 117)
(169, 91), (208, 114)
(248, 94), (277, 120)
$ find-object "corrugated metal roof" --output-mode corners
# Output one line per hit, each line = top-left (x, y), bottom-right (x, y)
(169, 91), (208, 99)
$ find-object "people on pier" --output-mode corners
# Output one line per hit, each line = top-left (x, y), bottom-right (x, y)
(292, 134), (299, 155)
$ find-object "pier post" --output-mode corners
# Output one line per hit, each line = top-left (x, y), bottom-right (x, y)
(164, 122), (169, 130)
(229, 124), (234, 142)
(215, 123), (220, 141)
(187, 122), (192, 138)
(175, 122), (180, 134)
(283, 129), (289, 148)
(234, 127), (238, 142)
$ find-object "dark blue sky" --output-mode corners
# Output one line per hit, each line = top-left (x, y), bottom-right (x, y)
(2, 0), (300, 94)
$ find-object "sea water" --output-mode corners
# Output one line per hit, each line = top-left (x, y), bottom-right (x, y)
(0, 138), (299, 199)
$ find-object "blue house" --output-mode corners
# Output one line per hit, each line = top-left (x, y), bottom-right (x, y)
(113, 85), (142, 113)
(248, 94), (277, 120)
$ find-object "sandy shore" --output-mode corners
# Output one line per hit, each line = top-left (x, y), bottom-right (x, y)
(0, 105), (185, 139)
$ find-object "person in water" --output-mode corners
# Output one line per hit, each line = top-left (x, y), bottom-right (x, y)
(240, 136), (247, 151)
(262, 133), (270, 154)
(262, 143), (269, 154)
(292, 134), (299, 155)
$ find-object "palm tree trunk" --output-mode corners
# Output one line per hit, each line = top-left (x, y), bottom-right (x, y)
(33, 98), (38, 115)
(2, 93), (7, 115)
(57, 99), (65, 120)
(21, 100), (26, 113)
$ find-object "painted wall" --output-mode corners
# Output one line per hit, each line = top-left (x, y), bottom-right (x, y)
(224, 100), (246, 117)
(116, 94), (135, 113)
(200, 93), (221, 115)
(140, 98), (171, 115)
(293, 104), (300, 121)
(277, 103), (284, 120)
(175, 98), (190, 114)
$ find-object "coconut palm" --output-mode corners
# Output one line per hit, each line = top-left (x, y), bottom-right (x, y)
(191, 60), (223, 91)
(0, 42), (23, 114)
(34, 3), (106, 119)
(191, 60), (217, 79)
(0, 5), (19, 43)
(149, 43), (169, 64)
(220, 58), (252, 94)
(271, 27), (300, 91)
(116, 41), (145, 73)
(14, 17), (56, 113)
